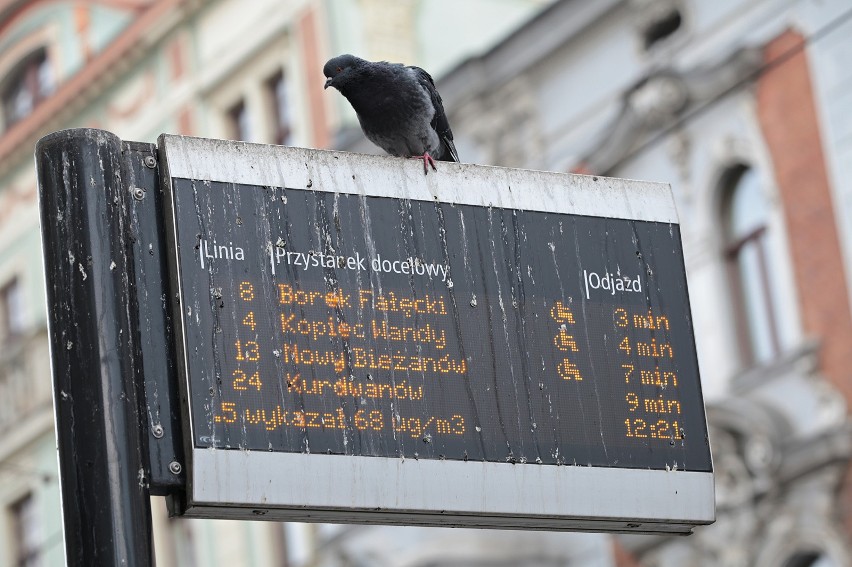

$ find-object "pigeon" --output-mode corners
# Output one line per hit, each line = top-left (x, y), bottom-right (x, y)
(323, 54), (459, 174)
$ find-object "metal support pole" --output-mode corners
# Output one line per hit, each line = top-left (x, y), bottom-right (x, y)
(36, 129), (154, 566)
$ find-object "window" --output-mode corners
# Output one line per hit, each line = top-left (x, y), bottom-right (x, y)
(227, 99), (252, 142)
(630, 0), (683, 50)
(643, 7), (682, 49)
(2, 48), (54, 130)
(722, 165), (783, 367)
(1, 278), (26, 340)
(172, 518), (198, 567)
(784, 551), (838, 567)
(266, 70), (292, 146)
(10, 493), (42, 567)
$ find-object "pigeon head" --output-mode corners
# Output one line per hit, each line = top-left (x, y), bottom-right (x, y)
(323, 54), (364, 91)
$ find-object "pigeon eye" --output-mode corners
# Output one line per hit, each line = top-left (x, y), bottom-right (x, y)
(336, 67), (342, 73)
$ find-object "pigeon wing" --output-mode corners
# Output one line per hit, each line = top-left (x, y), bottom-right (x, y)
(409, 66), (459, 163)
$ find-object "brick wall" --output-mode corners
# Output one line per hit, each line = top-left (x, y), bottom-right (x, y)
(756, 28), (852, 534)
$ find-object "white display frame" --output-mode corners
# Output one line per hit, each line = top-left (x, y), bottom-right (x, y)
(160, 135), (715, 534)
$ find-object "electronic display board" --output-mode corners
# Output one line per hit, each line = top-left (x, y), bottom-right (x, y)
(161, 135), (715, 533)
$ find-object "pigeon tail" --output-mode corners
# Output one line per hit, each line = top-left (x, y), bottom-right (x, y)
(440, 137), (460, 163)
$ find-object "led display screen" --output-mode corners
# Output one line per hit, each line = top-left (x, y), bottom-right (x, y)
(171, 178), (711, 472)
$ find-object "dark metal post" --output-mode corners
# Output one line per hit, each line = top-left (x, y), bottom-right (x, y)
(36, 129), (154, 566)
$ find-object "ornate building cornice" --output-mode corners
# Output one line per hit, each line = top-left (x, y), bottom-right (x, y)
(579, 46), (763, 174)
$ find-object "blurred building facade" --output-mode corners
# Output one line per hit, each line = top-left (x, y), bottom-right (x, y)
(440, 0), (852, 565)
(3, 0), (852, 566)
(0, 0), (551, 565)
(0, 2), (329, 564)
(334, 0), (852, 565)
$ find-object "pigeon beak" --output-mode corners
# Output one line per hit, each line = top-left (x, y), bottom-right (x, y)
(324, 77), (333, 90)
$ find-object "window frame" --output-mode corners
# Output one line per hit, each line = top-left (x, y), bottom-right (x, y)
(0, 277), (27, 341)
(1, 47), (54, 131)
(9, 492), (42, 567)
(265, 70), (292, 146)
(720, 164), (783, 368)
(227, 98), (251, 142)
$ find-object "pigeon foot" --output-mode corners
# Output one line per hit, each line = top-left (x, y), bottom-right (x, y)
(411, 152), (438, 175)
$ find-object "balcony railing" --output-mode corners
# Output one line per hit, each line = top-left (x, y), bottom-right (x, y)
(0, 326), (52, 434)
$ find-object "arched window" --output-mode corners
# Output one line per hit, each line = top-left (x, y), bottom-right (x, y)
(721, 165), (783, 367)
(2, 48), (54, 130)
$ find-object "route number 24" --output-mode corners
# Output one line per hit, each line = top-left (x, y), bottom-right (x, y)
(233, 369), (262, 391)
